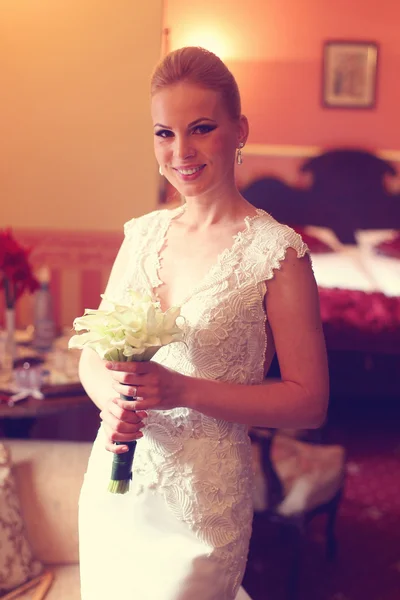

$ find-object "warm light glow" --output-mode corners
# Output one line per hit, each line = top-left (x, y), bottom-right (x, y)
(170, 26), (233, 60)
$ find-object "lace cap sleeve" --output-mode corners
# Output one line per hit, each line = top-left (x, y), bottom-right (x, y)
(248, 218), (310, 286)
(266, 223), (310, 281)
(279, 225), (310, 260)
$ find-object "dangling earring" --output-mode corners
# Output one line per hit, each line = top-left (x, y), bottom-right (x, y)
(237, 142), (244, 165)
(159, 165), (163, 176)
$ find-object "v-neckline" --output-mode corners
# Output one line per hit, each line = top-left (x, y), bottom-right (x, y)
(148, 204), (265, 312)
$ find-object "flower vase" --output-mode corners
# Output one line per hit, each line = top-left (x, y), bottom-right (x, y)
(3, 307), (16, 374)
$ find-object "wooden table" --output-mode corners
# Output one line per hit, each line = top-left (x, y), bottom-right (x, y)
(0, 387), (88, 418)
(0, 384), (93, 438)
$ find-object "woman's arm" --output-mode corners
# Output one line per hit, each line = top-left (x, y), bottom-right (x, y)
(183, 249), (329, 428)
(78, 235), (147, 453)
(78, 237), (130, 411)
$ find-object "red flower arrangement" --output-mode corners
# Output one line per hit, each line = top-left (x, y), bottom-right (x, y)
(0, 229), (39, 308)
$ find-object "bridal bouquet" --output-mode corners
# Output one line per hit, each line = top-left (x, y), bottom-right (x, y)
(69, 289), (184, 494)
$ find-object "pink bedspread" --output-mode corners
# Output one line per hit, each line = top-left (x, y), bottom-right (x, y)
(318, 287), (400, 354)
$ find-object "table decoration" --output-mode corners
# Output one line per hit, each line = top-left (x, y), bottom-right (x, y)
(0, 229), (39, 372)
(0, 333), (82, 404)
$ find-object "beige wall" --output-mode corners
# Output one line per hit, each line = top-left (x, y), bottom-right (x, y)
(0, 1), (163, 231)
(165, 0), (400, 151)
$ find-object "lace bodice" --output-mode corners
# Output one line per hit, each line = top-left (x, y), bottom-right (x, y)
(120, 205), (308, 384)
(101, 205), (308, 597)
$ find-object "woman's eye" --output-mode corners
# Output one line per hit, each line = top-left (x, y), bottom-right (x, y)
(192, 124), (216, 135)
(155, 129), (173, 138)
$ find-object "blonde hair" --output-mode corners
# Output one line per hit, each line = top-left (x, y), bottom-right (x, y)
(151, 47), (241, 121)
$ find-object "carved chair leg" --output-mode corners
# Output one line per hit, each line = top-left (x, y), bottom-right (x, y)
(286, 522), (302, 600)
(326, 490), (342, 561)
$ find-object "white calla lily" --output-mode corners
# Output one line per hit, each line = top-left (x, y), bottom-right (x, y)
(68, 289), (185, 362)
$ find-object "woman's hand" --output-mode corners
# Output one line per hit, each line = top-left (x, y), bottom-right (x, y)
(105, 360), (186, 412)
(100, 396), (148, 454)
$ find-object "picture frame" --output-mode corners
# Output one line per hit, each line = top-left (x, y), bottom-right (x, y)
(322, 41), (379, 109)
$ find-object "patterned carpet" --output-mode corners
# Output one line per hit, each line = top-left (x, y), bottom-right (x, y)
(242, 406), (400, 600)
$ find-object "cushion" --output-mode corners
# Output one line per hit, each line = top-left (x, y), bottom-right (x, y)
(251, 432), (346, 516)
(355, 228), (398, 253)
(0, 443), (43, 595)
(8, 440), (92, 565)
(291, 225), (341, 253)
(11, 564), (80, 600)
(374, 231), (400, 259)
(272, 434), (346, 516)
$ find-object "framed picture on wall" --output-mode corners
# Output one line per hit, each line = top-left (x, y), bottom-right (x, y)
(322, 41), (379, 109)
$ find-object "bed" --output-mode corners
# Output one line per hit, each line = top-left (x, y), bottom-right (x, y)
(241, 149), (400, 403)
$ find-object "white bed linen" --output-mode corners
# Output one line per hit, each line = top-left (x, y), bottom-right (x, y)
(310, 247), (400, 297)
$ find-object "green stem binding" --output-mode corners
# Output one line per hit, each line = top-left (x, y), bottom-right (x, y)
(107, 392), (137, 494)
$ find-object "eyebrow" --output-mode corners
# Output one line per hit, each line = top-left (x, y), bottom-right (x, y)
(153, 117), (217, 129)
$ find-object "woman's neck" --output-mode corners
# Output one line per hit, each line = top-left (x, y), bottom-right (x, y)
(180, 189), (256, 230)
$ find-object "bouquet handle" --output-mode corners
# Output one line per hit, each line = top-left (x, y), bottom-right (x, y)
(108, 392), (137, 494)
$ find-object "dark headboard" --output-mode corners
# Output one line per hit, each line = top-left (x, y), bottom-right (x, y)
(241, 149), (400, 244)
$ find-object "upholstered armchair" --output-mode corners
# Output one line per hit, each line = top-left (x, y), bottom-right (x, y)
(249, 428), (346, 600)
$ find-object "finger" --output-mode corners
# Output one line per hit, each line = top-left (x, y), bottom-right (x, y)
(102, 398), (123, 421)
(100, 413), (145, 433)
(116, 408), (148, 424)
(101, 403), (145, 429)
(109, 400), (148, 425)
(131, 396), (158, 411)
(117, 385), (160, 411)
(104, 434), (143, 454)
(115, 406), (148, 423)
(102, 422), (144, 442)
(105, 361), (133, 372)
(108, 396), (148, 421)
(113, 381), (158, 401)
(132, 410), (148, 420)
(111, 372), (156, 386)
(105, 442), (130, 454)
(106, 397), (130, 419)
(100, 412), (144, 435)
(112, 382), (141, 398)
(116, 395), (151, 413)
(117, 408), (148, 425)
(106, 361), (155, 376)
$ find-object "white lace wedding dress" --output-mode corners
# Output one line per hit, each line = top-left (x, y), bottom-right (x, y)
(79, 205), (308, 600)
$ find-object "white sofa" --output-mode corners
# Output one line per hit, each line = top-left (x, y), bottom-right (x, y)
(6, 439), (255, 600)
(7, 439), (92, 599)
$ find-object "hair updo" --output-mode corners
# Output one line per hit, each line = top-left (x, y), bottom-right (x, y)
(150, 46), (241, 121)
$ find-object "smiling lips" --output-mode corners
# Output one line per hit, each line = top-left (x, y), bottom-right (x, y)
(174, 165), (206, 179)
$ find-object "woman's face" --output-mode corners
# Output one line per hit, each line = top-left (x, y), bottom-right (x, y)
(151, 82), (248, 199)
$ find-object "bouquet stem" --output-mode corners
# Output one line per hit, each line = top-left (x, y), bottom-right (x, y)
(107, 393), (137, 494)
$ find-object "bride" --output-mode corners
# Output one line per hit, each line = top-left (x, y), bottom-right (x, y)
(78, 46), (329, 600)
